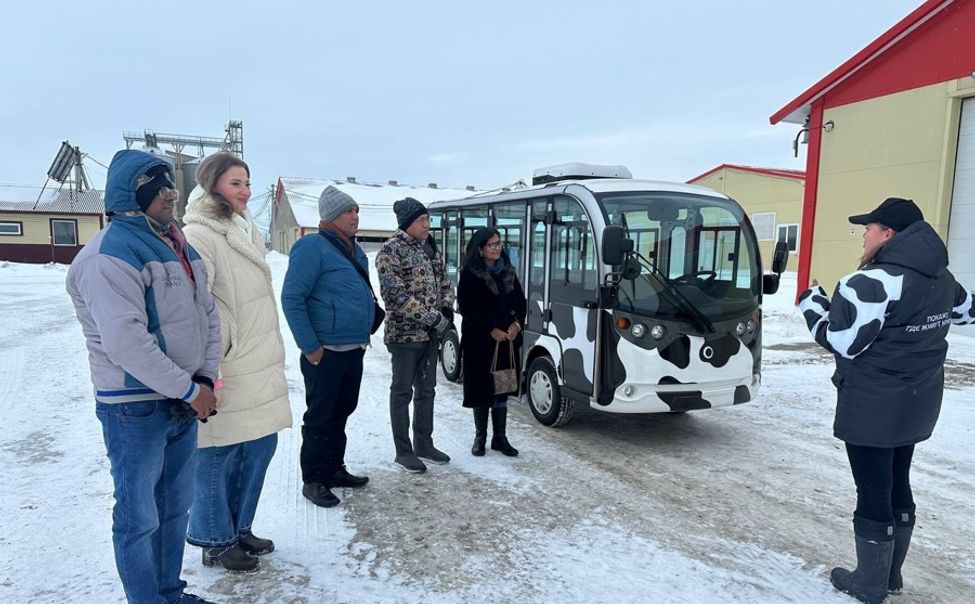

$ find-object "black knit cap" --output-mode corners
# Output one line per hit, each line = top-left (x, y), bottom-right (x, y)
(135, 165), (176, 212)
(393, 197), (428, 231)
(848, 197), (924, 232)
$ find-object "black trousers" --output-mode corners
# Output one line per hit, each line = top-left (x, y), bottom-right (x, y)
(845, 442), (916, 523)
(299, 348), (365, 484)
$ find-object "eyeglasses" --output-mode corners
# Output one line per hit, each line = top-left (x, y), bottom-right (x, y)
(159, 186), (179, 200)
(485, 241), (503, 250)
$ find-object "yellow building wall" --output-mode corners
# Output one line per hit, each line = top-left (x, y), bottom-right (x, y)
(809, 80), (970, 292)
(0, 213), (102, 245)
(693, 168), (804, 271)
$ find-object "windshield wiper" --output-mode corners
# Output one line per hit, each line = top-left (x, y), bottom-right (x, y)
(635, 253), (715, 334)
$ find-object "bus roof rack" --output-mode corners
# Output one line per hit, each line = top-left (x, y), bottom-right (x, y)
(531, 162), (632, 186)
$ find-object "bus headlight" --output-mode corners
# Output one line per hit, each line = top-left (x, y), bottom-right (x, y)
(746, 320), (756, 333)
(631, 323), (647, 338)
(650, 324), (666, 339)
(735, 322), (746, 336)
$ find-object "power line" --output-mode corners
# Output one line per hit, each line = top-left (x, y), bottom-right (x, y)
(82, 154), (110, 170)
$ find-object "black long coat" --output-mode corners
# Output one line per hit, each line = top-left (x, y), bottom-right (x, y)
(457, 264), (527, 408)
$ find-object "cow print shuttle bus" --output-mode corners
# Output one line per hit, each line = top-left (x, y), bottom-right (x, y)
(429, 163), (788, 426)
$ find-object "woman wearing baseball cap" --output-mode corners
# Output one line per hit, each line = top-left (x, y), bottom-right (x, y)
(798, 197), (975, 603)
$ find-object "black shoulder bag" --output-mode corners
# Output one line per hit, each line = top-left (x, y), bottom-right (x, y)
(320, 232), (386, 335)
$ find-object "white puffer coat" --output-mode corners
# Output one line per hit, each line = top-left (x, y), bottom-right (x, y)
(183, 187), (292, 447)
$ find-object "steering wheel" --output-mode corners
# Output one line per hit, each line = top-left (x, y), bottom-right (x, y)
(671, 270), (717, 283)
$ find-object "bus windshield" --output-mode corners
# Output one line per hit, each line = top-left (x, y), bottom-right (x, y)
(599, 191), (761, 322)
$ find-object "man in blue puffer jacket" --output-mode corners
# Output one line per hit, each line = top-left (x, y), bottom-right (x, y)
(282, 186), (375, 508)
(66, 149), (221, 604)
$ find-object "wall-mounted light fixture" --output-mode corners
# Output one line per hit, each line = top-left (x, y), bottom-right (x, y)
(793, 118), (836, 157)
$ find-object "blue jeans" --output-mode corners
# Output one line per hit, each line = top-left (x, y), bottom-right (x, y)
(187, 433), (278, 547)
(96, 400), (198, 604)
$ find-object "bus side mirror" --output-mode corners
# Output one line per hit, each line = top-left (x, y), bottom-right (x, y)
(762, 274), (780, 295)
(771, 241), (789, 274)
(602, 225), (634, 265)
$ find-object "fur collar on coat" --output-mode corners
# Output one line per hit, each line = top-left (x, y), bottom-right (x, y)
(183, 186), (271, 284)
(466, 260), (517, 296)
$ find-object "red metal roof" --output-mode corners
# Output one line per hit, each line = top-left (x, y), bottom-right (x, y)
(770, 0), (958, 125)
(686, 164), (806, 184)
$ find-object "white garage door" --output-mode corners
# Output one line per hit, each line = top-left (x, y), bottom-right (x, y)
(948, 97), (975, 336)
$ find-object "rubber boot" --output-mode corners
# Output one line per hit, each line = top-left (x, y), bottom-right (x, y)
(830, 515), (895, 604)
(490, 406), (519, 457)
(472, 407), (488, 456)
(888, 508), (915, 594)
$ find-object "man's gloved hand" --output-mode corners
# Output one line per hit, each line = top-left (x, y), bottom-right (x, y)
(428, 312), (451, 338)
(441, 306), (454, 322)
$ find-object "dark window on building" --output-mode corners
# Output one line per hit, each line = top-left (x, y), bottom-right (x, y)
(51, 219), (78, 246)
(777, 223), (798, 253)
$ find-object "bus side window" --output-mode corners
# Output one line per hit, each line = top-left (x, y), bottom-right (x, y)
(444, 211), (459, 284)
(495, 201), (527, 283)
(461, 207), (489, 257)
(551, 197), (596, 302)
(528, 200), (547, 308)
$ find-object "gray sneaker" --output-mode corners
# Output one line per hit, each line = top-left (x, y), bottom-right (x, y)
(416, 446), (450, 465)
(394, 454), (427, 473)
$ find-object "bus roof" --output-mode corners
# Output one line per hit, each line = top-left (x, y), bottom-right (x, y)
(427, 178), (729, 209)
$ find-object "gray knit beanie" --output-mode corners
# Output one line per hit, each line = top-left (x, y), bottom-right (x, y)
(318, 185), (358, 222)
(394, 197), (428, 230)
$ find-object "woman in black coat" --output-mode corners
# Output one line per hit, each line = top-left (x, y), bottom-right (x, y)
(799, 197), (975, 603)
(457, 228), (527, 457)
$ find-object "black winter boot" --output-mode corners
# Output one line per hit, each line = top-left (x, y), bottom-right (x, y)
(238, 531), (274, 555)
(490, 406), (519, 457)
(888, 508), (915, 594)
(830, 515), (895, 604)
(472, 407), (489, 456)
(202, 543), (259, 572)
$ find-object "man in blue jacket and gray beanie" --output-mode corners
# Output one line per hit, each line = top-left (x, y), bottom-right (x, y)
(66, 149), (221, 603)
(282, 185), (374, 508)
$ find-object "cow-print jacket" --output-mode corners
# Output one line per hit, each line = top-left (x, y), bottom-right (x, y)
(798, 221), (975, 447)
(376, 230), (455, 344)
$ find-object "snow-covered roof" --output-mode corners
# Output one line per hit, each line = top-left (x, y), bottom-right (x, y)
(278, 178), (479, 230)
(0, 186), (104, 215)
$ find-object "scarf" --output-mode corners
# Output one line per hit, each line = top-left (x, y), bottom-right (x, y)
(322, 223), (354, 255)
(148, 216), (195, 283)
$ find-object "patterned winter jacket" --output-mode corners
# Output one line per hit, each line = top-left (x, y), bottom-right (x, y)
(376, 230), (454, 344)
(799, 221), (975, 447)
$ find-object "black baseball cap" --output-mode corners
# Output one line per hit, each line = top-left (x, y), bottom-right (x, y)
(848, 197), (923, 232)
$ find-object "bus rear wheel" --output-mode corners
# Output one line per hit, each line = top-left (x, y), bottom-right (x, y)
(527, 356), (574, 427)
(440, 329), (462, 383)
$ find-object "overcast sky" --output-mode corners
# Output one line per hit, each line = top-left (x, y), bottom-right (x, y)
(0, 1), (923, 194)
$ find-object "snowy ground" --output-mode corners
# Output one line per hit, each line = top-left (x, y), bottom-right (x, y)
(1, 254), (974, 603)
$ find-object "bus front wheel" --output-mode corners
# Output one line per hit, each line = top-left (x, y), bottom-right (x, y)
(440, 329), (463, 383)
(527, 357), (574, 427)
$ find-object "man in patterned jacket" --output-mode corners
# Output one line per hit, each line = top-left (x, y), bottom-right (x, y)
(376, 197), (455, 473)
(798, 197), (975, 603)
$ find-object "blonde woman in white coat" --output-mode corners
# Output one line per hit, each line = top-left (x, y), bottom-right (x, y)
(182, 153), (292, 573)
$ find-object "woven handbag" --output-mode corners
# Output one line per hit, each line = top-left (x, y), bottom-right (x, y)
(491, 340), (519, 395)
